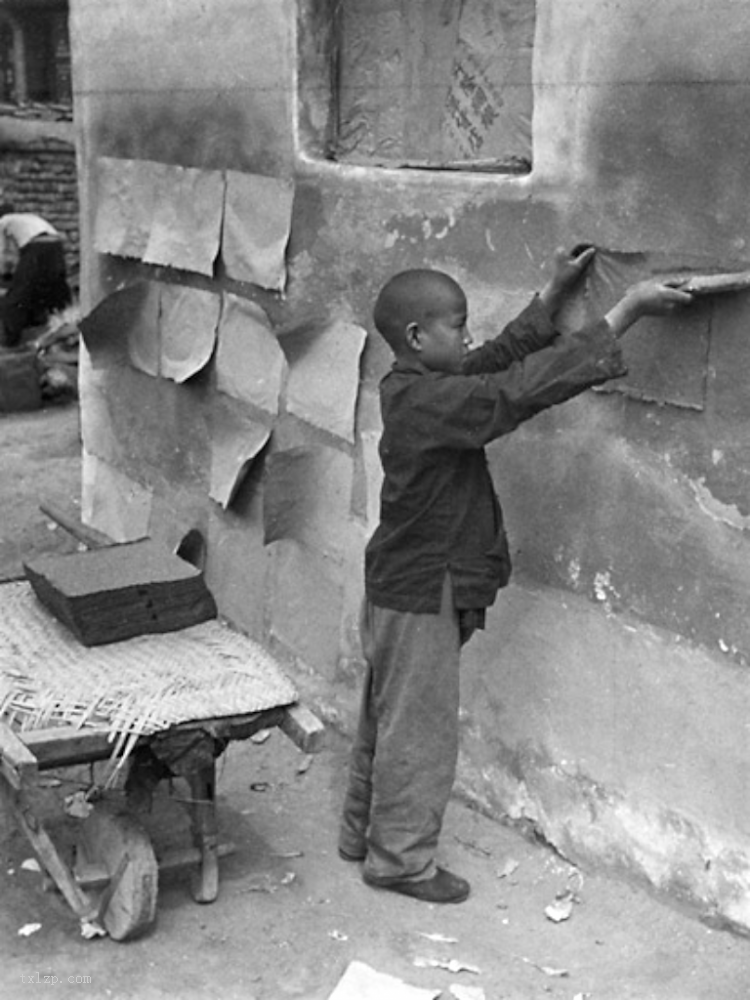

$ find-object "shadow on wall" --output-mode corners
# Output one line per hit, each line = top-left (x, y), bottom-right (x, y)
(92, 99), (285, 175)
(588, 57), (750, 250)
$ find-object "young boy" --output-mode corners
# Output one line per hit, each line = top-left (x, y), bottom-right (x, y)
(338, 247), (693, 904)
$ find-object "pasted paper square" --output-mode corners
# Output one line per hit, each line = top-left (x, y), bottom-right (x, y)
(222, 171), (294, 291)
(79, 372), (116, 463)
(94, 158), (171, 260)
(263, 446), (353, 559)
(80, 282), (161, 378)
(143, 165), (225, 276)
(558, 250), (711, 410)
(82, 451), (152, 543)
(282, 319), (367, 442)
(443, 0), (534, 163)
(209, 394), (271, 509)
(94, 156), (134, 256)
(160, 284), (221, 383)
(215, 293), (286, 414)
(599, 307), (711, 409)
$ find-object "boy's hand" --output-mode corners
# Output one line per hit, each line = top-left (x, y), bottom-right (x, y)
(626, 278), (695, 315)
(605, 279), (694, 338)
(539, 244), (596, 316)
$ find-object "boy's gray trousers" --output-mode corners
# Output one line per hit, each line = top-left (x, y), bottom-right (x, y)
(338, 575), (462, 883)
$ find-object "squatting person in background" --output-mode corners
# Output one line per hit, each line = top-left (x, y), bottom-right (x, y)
(0, 203), (71, 350)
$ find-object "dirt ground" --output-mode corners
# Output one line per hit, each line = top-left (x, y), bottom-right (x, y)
(2, 403), (750, 1000)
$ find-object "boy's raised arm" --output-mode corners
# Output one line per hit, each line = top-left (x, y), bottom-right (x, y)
(538, 246), (694, 336)
(538, 244), (596, 318)
(604, 279), (694, 338)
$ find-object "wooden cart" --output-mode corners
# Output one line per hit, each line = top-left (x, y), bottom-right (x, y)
(0, 579), (323, 942)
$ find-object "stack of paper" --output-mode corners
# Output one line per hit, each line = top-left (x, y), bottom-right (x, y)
(24, 540), (216, 647)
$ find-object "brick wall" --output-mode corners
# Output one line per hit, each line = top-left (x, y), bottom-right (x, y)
(0, 136), (79, 283)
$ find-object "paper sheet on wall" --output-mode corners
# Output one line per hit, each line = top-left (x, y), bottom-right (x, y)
(143, 165), (225, 276)
(442, 0), (534, 165)
(336, 1), (450, 163)
(263, 446), (353, 558)
(82, 451), (152, 543)
(335, 0), (532, 167)
(215, 294), (286, 414)
(125, 283), (161, 377)
(558, 250), (712, 410)
(222, 171), (294, 291)
(360, 429), (384, 533)
(209, 394), (271, 509)
(94, 157), (225, 275)
(160, 284), (221, 383)
(79, 373), (117, 464)
(94, 158), (170, 260)
(282, 319), (366, 443)
(80, 282), (162, 377)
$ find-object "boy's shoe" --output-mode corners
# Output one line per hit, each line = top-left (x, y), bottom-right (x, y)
(338, 846), (366, 862)
(363, 866), (470, 904)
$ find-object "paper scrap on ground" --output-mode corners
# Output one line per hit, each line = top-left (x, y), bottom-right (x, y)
(414, 958), (480, 975)
(296, 754), (313, 774)
(209, 395), (271, 508)
(143, 165), (225, 276)
(18, 923), (42, 937)
(64, 791), (94, 819)
(80, 921), (106, 939)
(496, 857), (519, 879)
(215, 294), (286, 413)
(160, 283), (221, 383)
(222, 171), (294, 291)
(544, 891), (575, 923)
(450, 986), (486, 1000)
(326, 960), (440, 1000)
(521, 958), (569, 978)
(282, 319), (366, 442)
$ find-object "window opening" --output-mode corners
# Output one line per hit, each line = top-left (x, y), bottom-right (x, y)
(0, 4), (71, 108)
(331, 0), (534, 173)
(0, 16), (21, 104)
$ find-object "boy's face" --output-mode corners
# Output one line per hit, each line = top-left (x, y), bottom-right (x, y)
(411, 287), (472, 374)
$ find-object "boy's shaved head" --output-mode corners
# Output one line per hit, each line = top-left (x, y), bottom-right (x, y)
(373, 269), (465, 353)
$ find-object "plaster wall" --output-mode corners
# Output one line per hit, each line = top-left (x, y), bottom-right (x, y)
(71, 0), (750, 929)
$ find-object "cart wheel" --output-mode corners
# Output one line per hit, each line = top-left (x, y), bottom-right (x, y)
(78, 806), (158, 941)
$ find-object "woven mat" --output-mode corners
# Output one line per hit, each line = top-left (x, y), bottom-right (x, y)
(0, 582), (297, 745)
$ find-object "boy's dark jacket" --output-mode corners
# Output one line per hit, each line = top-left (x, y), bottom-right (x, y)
(365, 297), (626, 615)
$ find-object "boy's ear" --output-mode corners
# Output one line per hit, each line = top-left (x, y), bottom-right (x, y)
(405, 321), (421, 351)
